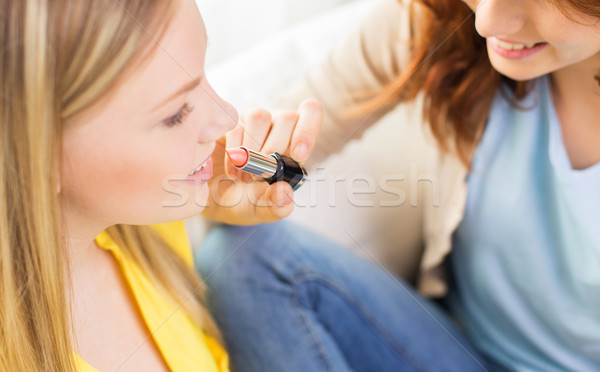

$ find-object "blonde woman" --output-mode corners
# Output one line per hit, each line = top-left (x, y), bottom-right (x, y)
(0, 0), (322, 370)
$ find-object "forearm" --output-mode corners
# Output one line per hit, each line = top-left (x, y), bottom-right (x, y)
(272, 0), (413, 169)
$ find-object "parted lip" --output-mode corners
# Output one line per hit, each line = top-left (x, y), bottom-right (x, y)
(495, 37), (542, 45)
(188, 146), (215, 175)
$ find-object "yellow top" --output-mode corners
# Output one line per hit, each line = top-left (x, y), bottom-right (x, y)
(74, 221), (229, 372)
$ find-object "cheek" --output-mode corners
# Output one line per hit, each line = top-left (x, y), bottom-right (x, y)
(100, 142), (195, 197)
(61, 149), (149, 207)
(547, 37), (600, 67)
(60, 136), (194, 219)
(538, 13), (600, 53)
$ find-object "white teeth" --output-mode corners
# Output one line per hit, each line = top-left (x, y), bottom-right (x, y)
(493, 38), (537, 50)
(188, 161), (208, 176)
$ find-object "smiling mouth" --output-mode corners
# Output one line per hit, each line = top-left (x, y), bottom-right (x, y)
(491, 37), (544, 50)
(188, 160), (209, 176)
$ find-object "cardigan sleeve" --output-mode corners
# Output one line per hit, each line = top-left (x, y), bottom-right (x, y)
(272, 0), (416, 168)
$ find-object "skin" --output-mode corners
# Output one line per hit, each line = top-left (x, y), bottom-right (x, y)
(59, 0), (322, 369)
(464, 0), (600, 169)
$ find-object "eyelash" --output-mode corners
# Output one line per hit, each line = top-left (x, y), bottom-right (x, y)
(165, 102), (195, 127)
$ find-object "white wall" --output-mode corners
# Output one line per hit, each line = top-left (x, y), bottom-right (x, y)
(196, 0), (359, 68)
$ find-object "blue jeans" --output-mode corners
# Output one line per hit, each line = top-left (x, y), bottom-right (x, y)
(195, 221), (506, 372)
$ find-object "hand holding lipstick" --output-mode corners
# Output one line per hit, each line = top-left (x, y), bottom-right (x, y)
(201, 99), (323, 225)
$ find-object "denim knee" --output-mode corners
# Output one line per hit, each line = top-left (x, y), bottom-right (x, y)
(194, 221), (297, 285)
(195, 221), (348, 294)
(195, 223), (242, 277)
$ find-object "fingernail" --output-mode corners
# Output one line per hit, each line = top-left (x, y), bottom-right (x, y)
(271, 190), (292, 207)
(293, 143), (308, 160)
(279, 193), (293, 207)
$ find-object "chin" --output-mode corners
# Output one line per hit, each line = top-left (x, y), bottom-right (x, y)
(490, 60), (549, 82)
(486, 45), (554, 83)
(157, 183), (209, 222)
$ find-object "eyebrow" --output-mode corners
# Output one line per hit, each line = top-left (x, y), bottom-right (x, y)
(152, 76), (202, 112)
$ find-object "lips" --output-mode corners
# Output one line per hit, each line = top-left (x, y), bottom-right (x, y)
(188, 159), (209, 176)
(488, 37), (548, 60)
(186, 148), (215, 183)
(185, 157), (213, 183)
(493, 37), (538, 50)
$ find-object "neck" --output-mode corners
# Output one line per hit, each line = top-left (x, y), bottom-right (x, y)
(60, 201), (111, 278)
(548, 52), (600, 169)
(549, 52), (600, 110)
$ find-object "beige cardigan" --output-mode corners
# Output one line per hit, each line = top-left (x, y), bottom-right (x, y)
(275, 0), (470, 297)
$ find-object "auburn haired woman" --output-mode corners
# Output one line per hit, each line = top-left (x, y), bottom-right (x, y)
(198, 0), (600, 371)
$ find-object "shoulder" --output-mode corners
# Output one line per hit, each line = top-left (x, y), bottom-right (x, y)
(355, 0), (415, 73)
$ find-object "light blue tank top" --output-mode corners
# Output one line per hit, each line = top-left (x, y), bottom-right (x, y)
(448, 75), (600, 371)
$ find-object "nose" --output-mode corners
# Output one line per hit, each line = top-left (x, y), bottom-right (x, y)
(473, 0), (526, 39)
(212, 95), (239, 133)
(201, 85), (239, 141)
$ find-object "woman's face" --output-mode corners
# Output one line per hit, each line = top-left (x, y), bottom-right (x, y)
(463, 0), (600, 81)
(60, 0), (238, 230)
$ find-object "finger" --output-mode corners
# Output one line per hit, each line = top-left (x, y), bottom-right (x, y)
(241, 108), (272, 151)
(261, 111), (298, 155)
(290, 99), (323, 163)
(225, 124), (244, 178)
(254, 181), (295, 223)
(226, 122), (244, 147)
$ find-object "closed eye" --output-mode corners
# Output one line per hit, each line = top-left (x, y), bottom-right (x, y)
(164, 102), (195, 127)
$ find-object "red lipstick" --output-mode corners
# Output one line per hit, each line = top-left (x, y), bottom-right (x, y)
(227, 148), (249, 167)
(226, 146), (307, 190)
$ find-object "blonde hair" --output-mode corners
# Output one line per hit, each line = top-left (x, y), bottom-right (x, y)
(1, 0), (220, 370)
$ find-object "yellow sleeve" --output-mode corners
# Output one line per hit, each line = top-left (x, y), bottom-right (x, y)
(150, 220), (194, 268)
(203, 334), (230, 372)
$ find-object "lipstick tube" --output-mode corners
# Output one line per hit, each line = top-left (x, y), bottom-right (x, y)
(227, 146), (307, 190)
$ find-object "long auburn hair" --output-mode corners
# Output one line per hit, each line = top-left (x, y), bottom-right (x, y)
(1, 1), (220, 371)
(359, 0), (600, 165)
